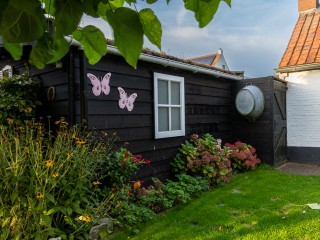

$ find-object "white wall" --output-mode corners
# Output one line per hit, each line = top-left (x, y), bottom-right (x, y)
(283, 70), (320, 147)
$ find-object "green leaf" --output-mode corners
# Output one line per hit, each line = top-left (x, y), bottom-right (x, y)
(72, 25), (107, 65)
(0, 227), (10, 239)
(223, 0), (232, 7)
(146, 0), (158, 3)
(64, 215), (77, 228)
(42, 215), (52, 226)
(83, 0), (100, 17)
(43, 0), (56, 15)
(183, 0), (222, 28)
(106, 7), (143, 68)
(54, 0), (83, 37)
(0, 0), (46, 42)
(29, 33), (69, 68)
(139, 8), (162, 49)
(66, 207), (73, 216)
(109, 0), (125, 10)
(2, 217), (11, 227)
(45, 193), (56, 204)
(29, 33), (54, 69)
(0, 0), (9, 27)
(44, 208), (56, 215)
(125, 0), (137, 4)
(3, 38), (22, 60)
(47, 37), (70, 64)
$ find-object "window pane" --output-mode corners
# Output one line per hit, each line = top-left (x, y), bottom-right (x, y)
(158, 107), (169, 132)
(158, 80), (168, 104)
(171, 81), (180, 105)
(171, 107), (181, 131)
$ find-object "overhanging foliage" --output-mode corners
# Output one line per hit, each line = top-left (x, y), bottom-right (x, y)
(0, 0), (231, 69)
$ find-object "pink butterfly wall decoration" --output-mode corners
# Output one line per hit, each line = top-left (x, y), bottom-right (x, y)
(118, 87), (138, 112)
(87, 73), (111, 96)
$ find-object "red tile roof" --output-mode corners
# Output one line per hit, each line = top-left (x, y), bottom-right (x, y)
(279, 10), (320, 68)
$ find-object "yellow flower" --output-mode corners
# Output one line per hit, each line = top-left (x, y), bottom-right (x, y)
(52, 173), (59, 178)
(67, 152), (74, 159)
(76, 214), (91, 222)
(93, 180), (102, 186)
(45, 160), (54, 167)
(133, 181), (141, 189)
(76, 140), (86, 145)
(6, 118), (14, 125)
(36, 193), (44, 199)
(25, 107), (32, 113)
(55, 119), (68, 125)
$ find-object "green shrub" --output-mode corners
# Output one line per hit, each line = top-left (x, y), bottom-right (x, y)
(109, 174), (210, 233)
(134, 174), (210, 213)
(109, 185), (156, 234)
(162, 174), (210, 205)
(172, 134), (232, 185)
(0, 75), (41, 125)
(225, 141), (261, 172)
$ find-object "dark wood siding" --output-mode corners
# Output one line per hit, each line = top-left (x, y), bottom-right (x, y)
(84, 54), (234, 182)
(232, 76), (287, 165)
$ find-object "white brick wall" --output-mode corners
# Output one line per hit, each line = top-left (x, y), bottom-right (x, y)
(285, 70), (320, 147)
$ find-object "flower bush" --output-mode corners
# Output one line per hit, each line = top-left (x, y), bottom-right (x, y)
(225, 141), (261, 172)
(103, 148), (151, 188)
(172, 134), (232, 185)
(0, 75), (41, 125)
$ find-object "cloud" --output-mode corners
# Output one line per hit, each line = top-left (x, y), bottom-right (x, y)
(176, 7), (189, 26)
(81, 15), (112, 38)
(80, 0), (298, 77)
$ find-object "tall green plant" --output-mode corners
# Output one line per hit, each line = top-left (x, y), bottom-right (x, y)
(0, 120), (116, 239)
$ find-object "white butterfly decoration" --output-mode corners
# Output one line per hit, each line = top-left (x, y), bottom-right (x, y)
(118, 87), (138, 112)
(87, 73), (111, 96)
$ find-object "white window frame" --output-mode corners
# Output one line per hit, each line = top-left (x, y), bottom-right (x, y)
(154, 72), (185, 139)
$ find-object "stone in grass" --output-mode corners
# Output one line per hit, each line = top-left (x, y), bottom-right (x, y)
(89, 217), (113, 240)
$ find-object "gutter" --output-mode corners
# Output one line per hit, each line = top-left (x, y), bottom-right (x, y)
(276, 63), (320, 73)
(67, 37), (244, 80)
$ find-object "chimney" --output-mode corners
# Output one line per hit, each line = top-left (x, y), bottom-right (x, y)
(299, 0), (318, 12)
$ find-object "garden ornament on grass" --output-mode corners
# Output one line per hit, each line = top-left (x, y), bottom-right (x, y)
(89, 217), (113, 240)
(307, 203), (320, 210)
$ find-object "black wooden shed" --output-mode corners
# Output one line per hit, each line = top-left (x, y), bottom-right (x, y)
(0, 44), (287, 181)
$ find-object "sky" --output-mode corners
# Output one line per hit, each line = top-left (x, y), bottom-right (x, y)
(83, 0), (299, 78)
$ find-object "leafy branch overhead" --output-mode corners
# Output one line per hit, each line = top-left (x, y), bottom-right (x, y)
(0, 0), (231, 69)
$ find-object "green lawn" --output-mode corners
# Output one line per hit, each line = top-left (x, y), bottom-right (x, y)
(112, 166), (320, 240)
